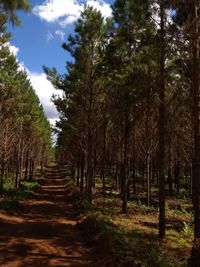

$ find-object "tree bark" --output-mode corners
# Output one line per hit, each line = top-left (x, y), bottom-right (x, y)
(189, 2), (200, 266)
(122, 107), (129, 213)
(158, 0), (166, 239)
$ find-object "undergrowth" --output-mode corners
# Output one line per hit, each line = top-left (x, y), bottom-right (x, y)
(84, 194), (192, 267)
(0, 181), (38, 210)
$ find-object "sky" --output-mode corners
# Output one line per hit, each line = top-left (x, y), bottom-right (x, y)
(8, 0), (114, 125)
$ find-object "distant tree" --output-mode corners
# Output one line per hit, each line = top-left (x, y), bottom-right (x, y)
(45, 6), (109, 203)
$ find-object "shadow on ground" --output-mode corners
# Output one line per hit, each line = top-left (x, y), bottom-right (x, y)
(0, 164), (100, 267)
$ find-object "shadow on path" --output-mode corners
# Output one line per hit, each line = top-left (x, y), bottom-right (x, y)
(0, 163), (97, 267)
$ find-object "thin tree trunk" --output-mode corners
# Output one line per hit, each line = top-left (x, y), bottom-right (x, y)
(87, 130), (93, 203)
(24, 151), (29, 181)
(158, 1), (166, 239)
(122, 107), (129, 213)
(76, 156), (80, 187)
(147, 155), (151, 207)
(80, 153), (84, 192)
(101, 113), (107, 198)
(168, 141), (173, 196)
(132, 130), (136, 195)
(189, 2), (200, 265)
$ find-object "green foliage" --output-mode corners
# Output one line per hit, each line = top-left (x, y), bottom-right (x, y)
(0, 181), (38, 210)
(0, 0), (31, 25)
(40, 1), (196, 264)
(177, 188), (190, 200)
(0, 14), (53, 189)
(181, 221), (193, 236)
(45, 6), (110, 166)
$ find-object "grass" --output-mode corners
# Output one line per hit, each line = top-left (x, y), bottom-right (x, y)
(83, 183), (193, 267)
(0, 180), (38, 210)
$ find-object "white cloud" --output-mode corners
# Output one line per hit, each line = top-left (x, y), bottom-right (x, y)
(87, 0), (111, 17)
(8, 44), (19, 56)
(59, 15), (77, 27)
(47, 30), (54, 42)
(7, 44), (26, 72)
(28, 71), (62, 124)
(33, 0), (112, 27)
(49, 118), (58, 126)
(55, 30), (65, 41)
(33, 0), (82, 24)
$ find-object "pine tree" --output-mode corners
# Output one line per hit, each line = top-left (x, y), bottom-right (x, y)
(45, 6), (109, 203)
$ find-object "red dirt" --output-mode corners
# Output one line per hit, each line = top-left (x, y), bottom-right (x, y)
(0, 164), (102, 267)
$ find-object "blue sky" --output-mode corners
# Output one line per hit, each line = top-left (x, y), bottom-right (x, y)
(8, 0), (113, 125)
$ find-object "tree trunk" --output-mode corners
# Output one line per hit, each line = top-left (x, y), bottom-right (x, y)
(101, 114), (107, 198)
(168, 142), (173, 196)
(80, 153), (84, 192)
(122, 107), (129, 213)
(87, 131), (93, 203)
(147, 155), (151, 207)
(132, 130), (136, 195)
(76, 157), (80, 187)
(189, 2), (200, 266)
(175, 159), (180, 194)
(158, 1), (166, 239)
(24, 151), (29, 181)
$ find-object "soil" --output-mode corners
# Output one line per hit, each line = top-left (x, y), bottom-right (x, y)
(0, 163), (104, 267)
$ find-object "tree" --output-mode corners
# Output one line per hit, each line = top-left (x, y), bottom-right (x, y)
(158, 0), (167, 239)
(46, 6), (109, 203)
(0, 41), (52, 190)
(0, 0), (31, 25)
(169, 1), (200, 264)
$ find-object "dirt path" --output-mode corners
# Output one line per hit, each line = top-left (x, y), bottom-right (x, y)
(0, 163), (99, 267)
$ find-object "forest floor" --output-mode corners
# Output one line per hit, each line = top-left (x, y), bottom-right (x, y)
(0, 163), (108, 267)
(85, 182), (193, 267)
(0, 166), (193, 267)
